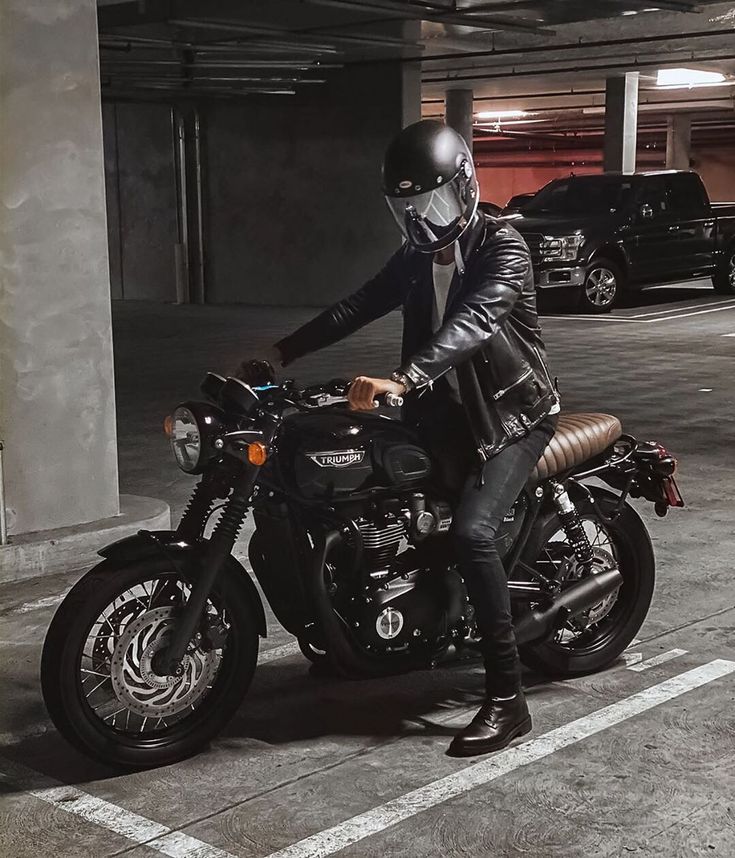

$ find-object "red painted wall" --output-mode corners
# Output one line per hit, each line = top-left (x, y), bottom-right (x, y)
(477, 145), (735, 208)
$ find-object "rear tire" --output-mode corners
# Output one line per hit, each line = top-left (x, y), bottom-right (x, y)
(578, 258), (624, 314)
(713, 247), (735, 294)
(517, 491), (655, 678)
(41, 557), (259, 769)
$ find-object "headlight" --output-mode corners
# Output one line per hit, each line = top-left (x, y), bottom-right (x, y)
(540, 233), (584, 262)
(170, 407), (202, 473)
(166, 404), (224, 473)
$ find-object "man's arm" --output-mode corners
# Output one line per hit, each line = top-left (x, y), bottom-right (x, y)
(275, 247), (407, 366)
(396, 229), (529, 388)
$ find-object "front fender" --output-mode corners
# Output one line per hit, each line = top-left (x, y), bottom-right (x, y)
(98, 530), (267, 637)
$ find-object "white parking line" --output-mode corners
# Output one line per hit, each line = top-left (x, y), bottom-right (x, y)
(627, 648), (688, 673)
(15, 594), (65, 614)
(723, 333), (735, 337)
(646, 301), (735, 323)
(259, 641), (301, 664)
(547, 299), (735, 325)
(0, 759), (239, 858)
(263, 660), (735, 858)
(625, 298), (735, 319)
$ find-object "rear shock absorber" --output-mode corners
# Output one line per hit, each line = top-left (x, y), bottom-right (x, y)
(550, 480), (593, 567)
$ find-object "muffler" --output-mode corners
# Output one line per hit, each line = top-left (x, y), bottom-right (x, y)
(514, 567), (623, 646)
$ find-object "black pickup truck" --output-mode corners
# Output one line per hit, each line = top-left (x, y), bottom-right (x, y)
(503, 170), (735, 312)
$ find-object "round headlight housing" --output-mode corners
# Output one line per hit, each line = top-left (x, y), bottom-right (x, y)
(168, 403), (225, 474)
(170, 406), (202, 473)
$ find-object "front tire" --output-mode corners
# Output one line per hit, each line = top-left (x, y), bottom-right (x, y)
(713, 247), (735, 295)
(517, 491), (655, 678)
(41, 557), (259, 769)
(578, 258), (624, 314)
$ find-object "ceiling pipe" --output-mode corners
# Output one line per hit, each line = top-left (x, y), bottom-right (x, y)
(369, 26), (735, 66)
(168, 18), (423, 51)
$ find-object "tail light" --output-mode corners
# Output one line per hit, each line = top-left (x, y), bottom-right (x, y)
(638, 441), (678, 476)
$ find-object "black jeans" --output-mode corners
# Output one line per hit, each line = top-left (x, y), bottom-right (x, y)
(419, 388), (557, 696)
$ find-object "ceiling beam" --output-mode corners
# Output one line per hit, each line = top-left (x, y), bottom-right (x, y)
(302, 0), (554, 35)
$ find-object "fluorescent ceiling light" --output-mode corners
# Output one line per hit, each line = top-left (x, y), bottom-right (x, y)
(475, 109), (528, 119)
(656, 67), (726, 88)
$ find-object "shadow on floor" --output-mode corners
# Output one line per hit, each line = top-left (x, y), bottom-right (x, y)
(1, 651), (559, 788)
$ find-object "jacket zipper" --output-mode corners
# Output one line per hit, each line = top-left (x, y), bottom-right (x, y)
(533, 345), (558, 398)
(492, 367), (533, 400)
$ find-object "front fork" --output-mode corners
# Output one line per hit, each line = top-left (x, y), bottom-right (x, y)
(158, 475), (258, 675)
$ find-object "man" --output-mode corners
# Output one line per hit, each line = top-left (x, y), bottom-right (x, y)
(268, 120), (559, 757)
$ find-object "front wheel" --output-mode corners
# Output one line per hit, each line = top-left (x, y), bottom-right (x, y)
(41, 557), (259, 769)
(713, 247), (735, 295)
(578, 258), (624, 314)
(517, 490), (655, 678)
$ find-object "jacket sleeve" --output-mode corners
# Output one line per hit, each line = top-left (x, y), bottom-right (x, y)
(275, 247), (407, 366)
(398, 230), (530, 388)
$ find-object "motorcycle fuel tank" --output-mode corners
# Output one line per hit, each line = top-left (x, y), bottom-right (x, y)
(279, 410), (432, 500)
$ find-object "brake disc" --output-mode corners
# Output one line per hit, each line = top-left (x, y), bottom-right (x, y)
(109, 606), (219, 719)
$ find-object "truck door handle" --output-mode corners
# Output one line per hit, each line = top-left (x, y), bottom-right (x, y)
(668, 225), (680, 231)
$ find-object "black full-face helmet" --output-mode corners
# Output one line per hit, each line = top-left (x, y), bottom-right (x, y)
(382, 119), (479, 253)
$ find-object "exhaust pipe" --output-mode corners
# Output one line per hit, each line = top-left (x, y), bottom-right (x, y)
(514, 567), (623, 646)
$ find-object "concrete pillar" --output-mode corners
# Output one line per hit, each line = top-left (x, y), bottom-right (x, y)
(666, 115), (692, 170)
(603, 72), (639, 174)
(0, 0), (120, 534)
(401, 21), (422, 128)
(445, 89), (475, 154)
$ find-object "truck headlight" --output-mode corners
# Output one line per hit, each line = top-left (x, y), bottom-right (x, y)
(541, 233), (584, 262)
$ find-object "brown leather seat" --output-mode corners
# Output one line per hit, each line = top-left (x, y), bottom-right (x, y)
(531, 412), (622, 482)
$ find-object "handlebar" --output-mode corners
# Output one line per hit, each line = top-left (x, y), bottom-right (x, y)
(220, 366), (405, 413)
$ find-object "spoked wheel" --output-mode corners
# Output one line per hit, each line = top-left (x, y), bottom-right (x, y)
(517, 491), (655, 678)
(41, 558), (259, 768)
(579, 258), (623, 314)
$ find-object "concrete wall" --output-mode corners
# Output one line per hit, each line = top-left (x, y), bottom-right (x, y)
(103, 60), (419, 306)
(0, 0), (120, 534)
(203, 62), (419, 306)
(103, 102), (179, 301)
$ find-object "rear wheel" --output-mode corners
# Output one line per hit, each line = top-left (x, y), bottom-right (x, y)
(713, 247), (735, 295)
(41, 558), (259, 769)
(517, 492), (654, 678)
(578, 258), (624, 314)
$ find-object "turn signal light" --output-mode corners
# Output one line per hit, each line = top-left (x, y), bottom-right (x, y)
(163, 415), (174, 437)
(247, 441), (268, 466)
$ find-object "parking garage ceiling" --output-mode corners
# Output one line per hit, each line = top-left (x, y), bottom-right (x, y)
(98, 1), (735, 153)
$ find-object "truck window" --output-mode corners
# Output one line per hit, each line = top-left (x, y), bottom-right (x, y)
(524, 176), (634, 215)
(665, 173), (709, 217)
(637, 176), (669, 218)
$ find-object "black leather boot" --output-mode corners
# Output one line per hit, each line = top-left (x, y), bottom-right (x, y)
(447, 691), (531, 757)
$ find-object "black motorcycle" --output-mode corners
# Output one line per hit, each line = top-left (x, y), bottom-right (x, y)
(41, 365), (684, 768)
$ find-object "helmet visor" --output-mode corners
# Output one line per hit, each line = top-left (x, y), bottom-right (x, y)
(386, 174), (469, 252)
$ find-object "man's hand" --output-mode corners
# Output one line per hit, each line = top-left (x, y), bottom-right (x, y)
(348, 376), (406, 411)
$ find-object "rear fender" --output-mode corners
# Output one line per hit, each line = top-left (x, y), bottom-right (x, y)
(98, 530), (267, 637)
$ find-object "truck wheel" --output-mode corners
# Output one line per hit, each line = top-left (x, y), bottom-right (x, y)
(713, 248), (735, 295)
(578, 258), (624, 314)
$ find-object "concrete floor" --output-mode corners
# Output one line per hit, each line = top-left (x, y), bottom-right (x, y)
(2, 283), (735, 857)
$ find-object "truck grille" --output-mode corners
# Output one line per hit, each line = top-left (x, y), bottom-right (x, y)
(522, 233), (543, 266)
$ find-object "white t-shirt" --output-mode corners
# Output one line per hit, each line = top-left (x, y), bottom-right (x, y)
(432, 260), (461, 400)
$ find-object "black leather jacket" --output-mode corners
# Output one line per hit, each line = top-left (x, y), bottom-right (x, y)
(276, 213), (560, 460)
